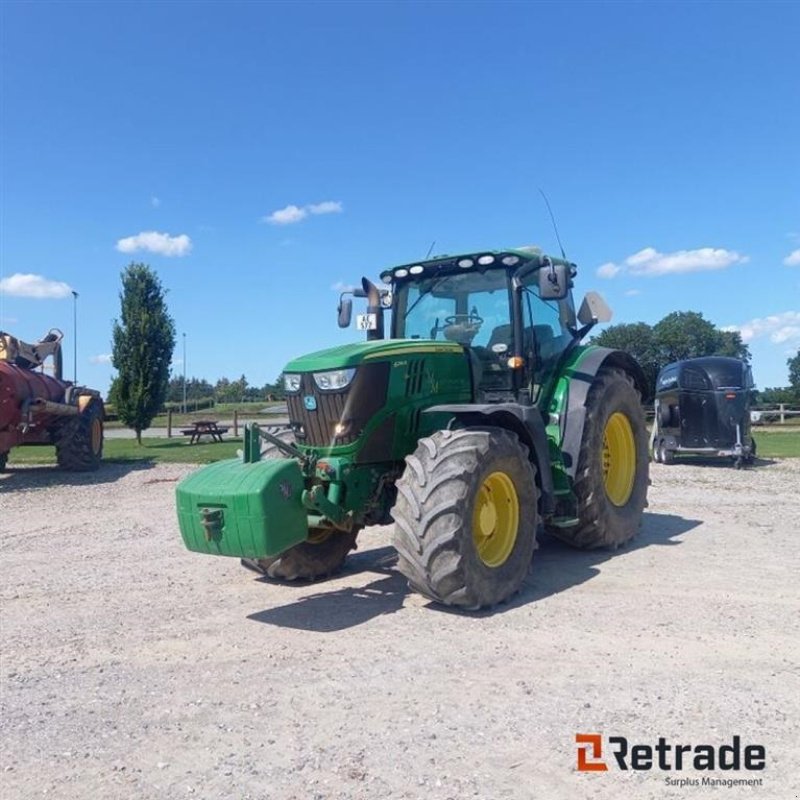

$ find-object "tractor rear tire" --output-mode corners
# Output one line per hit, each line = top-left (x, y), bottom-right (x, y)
(240, 426), (359, 580)
(55, 398), (103, 472)
(549, 367), (648, 549)
(392, 427), (538, 610)
(248, 529), (359, 581)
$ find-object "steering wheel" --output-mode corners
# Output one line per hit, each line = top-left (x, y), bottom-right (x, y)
(442, 312), (484, 345)
(444, 313), (484, 328)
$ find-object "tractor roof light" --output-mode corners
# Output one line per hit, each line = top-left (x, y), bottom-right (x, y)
(394, 268), (409, 278)
(501, 255), (520, 266)
(457, 258), (474, 269)
(380, 273), (392, 284)
(477, 254), (495, 266)
(409, 265), (424, 275)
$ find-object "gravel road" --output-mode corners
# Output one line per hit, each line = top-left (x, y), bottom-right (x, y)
(1, 458), (798, 799)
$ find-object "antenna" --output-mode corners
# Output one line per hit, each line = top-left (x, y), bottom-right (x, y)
(538, 189), (566, 260)
(424, 240), (436, 259)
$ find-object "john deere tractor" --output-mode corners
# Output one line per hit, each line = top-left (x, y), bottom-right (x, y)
(176, 248), (649, 609)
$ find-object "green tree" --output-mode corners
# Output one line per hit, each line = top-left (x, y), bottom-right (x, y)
(111, 263), (176, 443)
(788, 349), (800, 399)
(653, 311), (750, 364)
(592, 322), (661, 401)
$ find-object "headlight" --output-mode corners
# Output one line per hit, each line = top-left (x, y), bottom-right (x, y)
(313, 368), (356, 391)
(284, 374), (302, 392)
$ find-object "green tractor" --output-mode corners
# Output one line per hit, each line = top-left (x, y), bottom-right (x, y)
(176, 248), (649, 609)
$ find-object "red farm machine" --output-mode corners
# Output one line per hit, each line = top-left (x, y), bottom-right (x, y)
(0, 329), (104, 472)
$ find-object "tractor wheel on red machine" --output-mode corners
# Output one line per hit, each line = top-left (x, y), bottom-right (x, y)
(547, 367), (649, 549)
(55, 398), (104, 472)
(392, 426), (538, 610)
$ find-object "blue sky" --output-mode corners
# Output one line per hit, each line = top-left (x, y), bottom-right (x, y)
(1, 0), (798, 393)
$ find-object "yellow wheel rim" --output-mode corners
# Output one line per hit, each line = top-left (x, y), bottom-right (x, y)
(602, 412), (636, 506)
(472, 471), (519, 567)
(91, 418), (102, 455)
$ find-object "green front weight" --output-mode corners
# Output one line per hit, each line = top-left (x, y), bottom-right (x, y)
(175, 457), (309, 559)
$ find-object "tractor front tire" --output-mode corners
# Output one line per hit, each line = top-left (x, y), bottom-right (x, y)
(392, 427), (538, 610)
(549, 367), (649, 549)
(55, 398), (103, 472)
(248, 529), (359, 581)
(240, 426), (359, 580)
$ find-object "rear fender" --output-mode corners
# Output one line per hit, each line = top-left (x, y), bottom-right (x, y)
(559, 347), (647, 479)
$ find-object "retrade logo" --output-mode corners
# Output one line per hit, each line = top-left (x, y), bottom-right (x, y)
(574, 733), (766, 774)
(576, 733), (608, 772)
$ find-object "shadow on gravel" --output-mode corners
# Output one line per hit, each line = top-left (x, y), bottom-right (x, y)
(656, 456), (777, 469)
(247, 546), (406, 632)
(248, 512), (703, 628)
(0, 460), (155, 492)
(428, 511), (704, 618)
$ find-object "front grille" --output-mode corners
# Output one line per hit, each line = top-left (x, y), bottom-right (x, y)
(286, 363), (390, 448)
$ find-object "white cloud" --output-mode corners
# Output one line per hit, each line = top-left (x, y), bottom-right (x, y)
(151, 196), (161, 208)
(264, 200), (343, 225)
(308, 201), (343, 216)
(0, 273), (73, 299)
(331, 281), (355, 292)
(596, 262), (621, 279)
(724, 311), (800, 345)
(265, 205), (307, 225)
(628, 247), (746, 276)
(596, 246), (747, 279)
(116, 231), (192, 257)
(783, 249), (800, 267)
(624, 289), (642, 296)
(90, 354), (113, 365)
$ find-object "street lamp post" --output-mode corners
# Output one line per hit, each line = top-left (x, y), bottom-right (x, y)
(71, 290), (78, 384)
(182, 332), (187, 414)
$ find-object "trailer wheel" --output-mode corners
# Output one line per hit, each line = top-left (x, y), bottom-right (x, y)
(392, 427), (538, 610)
(55, 398), (103, 471)
(652, 440), (663, 463)
(661, 444), (675, 465)
(240, 427), (358, 580)
(549, 367), (649, 549)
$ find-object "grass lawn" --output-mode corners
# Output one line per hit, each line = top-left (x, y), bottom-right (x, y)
(6, 428), (799, 468)
(751, 429), (800, 459)
(6, 437), (244, 467)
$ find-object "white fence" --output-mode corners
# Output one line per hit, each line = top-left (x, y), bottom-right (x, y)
(750, 404), (800, 424)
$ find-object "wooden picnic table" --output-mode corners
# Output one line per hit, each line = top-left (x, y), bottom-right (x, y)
(180, 420), (229, 444)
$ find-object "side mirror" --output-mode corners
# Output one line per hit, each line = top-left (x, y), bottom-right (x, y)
(577, 291), (613, 325)
(337, 297), (353, 328)
(538, 259), (570, 300)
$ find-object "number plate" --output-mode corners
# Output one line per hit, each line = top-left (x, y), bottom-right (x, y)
(356, 313), (377, 331)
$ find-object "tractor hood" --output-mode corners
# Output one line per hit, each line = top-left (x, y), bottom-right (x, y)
(284, 339), (464, 372)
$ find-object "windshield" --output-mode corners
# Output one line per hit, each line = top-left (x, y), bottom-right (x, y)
(394, 269), (512, 345)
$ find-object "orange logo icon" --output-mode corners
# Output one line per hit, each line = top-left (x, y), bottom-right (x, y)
(576, 733), (609, 772)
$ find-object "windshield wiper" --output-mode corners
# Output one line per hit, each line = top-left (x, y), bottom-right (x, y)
(404, 276), (449, 320)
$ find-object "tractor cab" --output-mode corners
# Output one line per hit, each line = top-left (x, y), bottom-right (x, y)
(385, 251), (575, 403)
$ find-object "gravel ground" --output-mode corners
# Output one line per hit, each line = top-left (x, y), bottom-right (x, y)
(1, 458), (799, 800)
